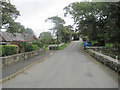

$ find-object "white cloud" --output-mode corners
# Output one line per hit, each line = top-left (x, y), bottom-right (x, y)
(10, 0), (82, 37)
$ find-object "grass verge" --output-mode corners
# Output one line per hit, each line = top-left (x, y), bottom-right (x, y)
(46, 47), (49, 51)
(58, 42), (71, 50)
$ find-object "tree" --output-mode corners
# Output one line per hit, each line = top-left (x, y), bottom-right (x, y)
(38, 32), (53, 44)
(6, 22), (34, 35)
(65, 25), (74, 41)
(1, 0), (20, 32)
(24, 28), (34, 36)
(64, 2), (120, 46)
(45, 16), (66, 44)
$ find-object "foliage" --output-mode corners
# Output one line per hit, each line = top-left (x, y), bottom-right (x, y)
(57, 25), (73, 42)
(25, 44), (40, 52)
(11, 40), (27, 53)
(6, 22), (34, 35)
(1, 1), (34, 35)
(55, 40), (61, 44)
(45, 47), (49, 51)
(64, 2), (120, 46)
(45, 16), (66, 43)
(58, 44), (66, 50)
(45, 16), (65, 28)
(93, 47), (120, 60)
(58, 42), (71, 50)
(32, 45), (40, 51)
(46, 16), (74, 43)
(1, 1), (20, 31)
(11, 40), (40, 52)
(0, 45), (18, 56)
(32, 41), (43, 48)
(49, 40), (56, 44)
(24, 28), (34, 35)
(39, 32), (53, 44)
(44, 44), (49, 50)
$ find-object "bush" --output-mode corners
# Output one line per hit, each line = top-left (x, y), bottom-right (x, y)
(11, 40), (28, 53)
(25, 44), (40, 52)
(49, 40), (56, 44)
(32, 41), (43, 48)
(55, 40), (61, 44)
(58, 44), (66, 50)
(32, 45), (40, 50)
(44, 44), (49, 48)
(0, 45), (18, 56)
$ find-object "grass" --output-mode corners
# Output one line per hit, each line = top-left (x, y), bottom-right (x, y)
(58, 42), (71, 50)
(46, 47), (49, 51)
(58, 44), (66, 50)
(105, 43), (113, 47)
(44, 42), (71, 51)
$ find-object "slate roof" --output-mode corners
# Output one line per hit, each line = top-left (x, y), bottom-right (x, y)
(0, 32), (38, 41)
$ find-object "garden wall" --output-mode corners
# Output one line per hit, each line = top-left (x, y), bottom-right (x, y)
(0, 49), (45, 67)
(86, 48), (120, 74)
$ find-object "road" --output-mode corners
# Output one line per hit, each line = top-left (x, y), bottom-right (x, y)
(2, 50), (53, 79)
(2, 41), (119, 88)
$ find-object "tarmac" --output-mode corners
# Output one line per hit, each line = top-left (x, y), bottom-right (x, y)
(1, 50), (54, 82)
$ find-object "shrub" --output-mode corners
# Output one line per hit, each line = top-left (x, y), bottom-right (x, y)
(49, 40), (56, 44)
(32, 41), (43, 48)
(44, 44), (49, 48)
(0, 45), (18, 56)
(55, 40), (61, 44)
(58, 44), (66, 50)
(25, 44), (40, 52)
(11, 40), (28, 53)
(32, 45), (40, 50)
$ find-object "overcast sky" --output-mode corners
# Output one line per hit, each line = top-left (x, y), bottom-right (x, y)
(10, 0), (87, 37)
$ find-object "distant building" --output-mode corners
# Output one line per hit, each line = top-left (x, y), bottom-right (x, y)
(0, 32), (39, 45)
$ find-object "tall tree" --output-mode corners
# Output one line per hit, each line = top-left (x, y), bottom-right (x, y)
(45, 16), (65, 44)
(1, 0), (20, 32)
(64, 25), (73, 41)
(38, 32), (53, 44)
(64, 2), (120, 45)
(24, 28), (34, 35)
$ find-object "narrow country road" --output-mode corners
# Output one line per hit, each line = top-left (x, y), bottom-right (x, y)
(3, 41), (118, 88)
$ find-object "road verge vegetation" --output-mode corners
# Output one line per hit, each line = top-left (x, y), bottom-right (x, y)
(45, 42), (71, 51)
(0, 45), (19, 56)
(58, 42), (71, 50)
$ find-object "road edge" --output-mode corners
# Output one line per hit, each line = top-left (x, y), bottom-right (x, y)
(0, 51), (55, 84)
(81, 45), (120, 84)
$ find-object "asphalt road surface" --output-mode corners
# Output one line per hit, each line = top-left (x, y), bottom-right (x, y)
(2, 41), (119, 88)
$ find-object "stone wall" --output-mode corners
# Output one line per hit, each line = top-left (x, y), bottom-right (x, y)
(86, 49), (120, 74)
(0, 49), (45, 67)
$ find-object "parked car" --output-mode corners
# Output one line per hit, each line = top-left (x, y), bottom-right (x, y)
(83, 41), (92, 49)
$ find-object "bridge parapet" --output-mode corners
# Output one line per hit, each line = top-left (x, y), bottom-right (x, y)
(86, 49), (120, 74)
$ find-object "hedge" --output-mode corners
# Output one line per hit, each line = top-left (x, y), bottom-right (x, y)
(32, 41), (43, 48)
(0, 45), (18, 56)
(25, 44), (40, 52)
(32, 45), (40, 50)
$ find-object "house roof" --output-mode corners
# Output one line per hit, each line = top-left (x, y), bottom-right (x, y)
(0, 32), (38, 41)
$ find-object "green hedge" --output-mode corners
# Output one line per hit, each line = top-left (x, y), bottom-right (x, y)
(32, 45), (40, 50)
(32, 41), (43, 48)
(0, 45), (18, 56)
(25, 44), (40, 52)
